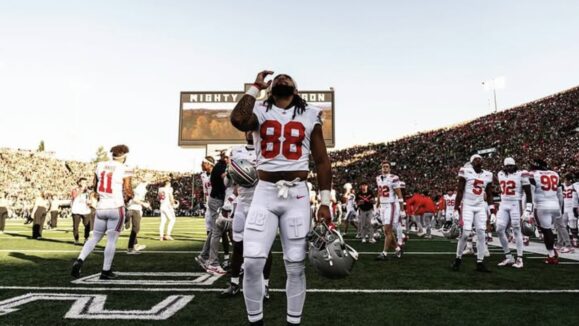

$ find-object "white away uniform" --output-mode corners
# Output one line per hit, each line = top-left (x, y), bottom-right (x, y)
(376, 174), (400, 226)
(243, 101), (322, 325)
(443, 194), (456, 222)
(530, 170), (561, 229)
(562, 184), (578, 229)
(458, 167), (493, 232)
(159, 185), (176, 237)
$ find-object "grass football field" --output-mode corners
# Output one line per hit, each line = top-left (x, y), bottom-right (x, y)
(1, 217), (578, 326)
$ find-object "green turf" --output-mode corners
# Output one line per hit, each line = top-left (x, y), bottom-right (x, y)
(1, 218), (578, 325)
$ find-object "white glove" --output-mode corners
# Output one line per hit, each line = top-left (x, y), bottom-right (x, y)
(490, 213), (496, 225)
(400, 210), (407, 218)
(452, 210), (460, 221)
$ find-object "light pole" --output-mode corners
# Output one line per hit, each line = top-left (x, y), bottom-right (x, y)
(482, 76), (506, 113)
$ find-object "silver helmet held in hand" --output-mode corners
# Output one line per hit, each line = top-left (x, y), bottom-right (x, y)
(307, 223), (358, 279)
(442, 223), (460, 239)
(522, 220), (536, 237)
(227, 158), (258, 188)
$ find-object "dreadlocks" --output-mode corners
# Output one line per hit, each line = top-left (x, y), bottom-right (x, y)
(263, 94), (308, 119)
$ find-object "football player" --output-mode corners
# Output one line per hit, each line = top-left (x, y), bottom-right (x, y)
(195, 156), (215, 270)
(451, 155), (495, 272)
(495, 158), (533, 268)
(231, 71), (331, 326)
(221, 131), (273, 299)
(375, 160), (406, 260)
(71, 145), (133, 280)
(342, 183), (359, 237)
(442, 189), (456, 230)
(561, 173), (577, 249)
(527, 159), (562, 264)
(126, 173), (151, 254)
(158, 180), (177, 241)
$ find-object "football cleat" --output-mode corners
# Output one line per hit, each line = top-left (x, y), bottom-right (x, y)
(361, 238), (367, 243)
(220, 282), (240, 298)
(560, 247), (575, 253)
(100, 270), (118, 280)
(497, 257), (515, 267)
(545, 256), (559, 265)
(134, 244), (146, 251)
(126, 248), (141, 255)
(395, 246), (403, 258)
(512, 258), (524, 269)
(207, 265), (227, 276)
(369, 238), (377, 244)
(71, 259), (83, 279)
(375, 252), (388, 261)
(476, 262), (491, 273)
(164, 235), (174, 241)
(451, 258), (462, 271)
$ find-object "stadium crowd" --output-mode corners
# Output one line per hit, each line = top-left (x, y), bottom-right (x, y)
(328, 86), (579, 196)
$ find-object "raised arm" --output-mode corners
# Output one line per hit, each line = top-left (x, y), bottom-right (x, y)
(230, 71), (273, 132)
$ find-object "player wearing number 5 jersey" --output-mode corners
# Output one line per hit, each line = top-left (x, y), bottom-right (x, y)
(71, 145), (133, 280)
(495, 158), (533, 268)
(451, 155), (495, 273)
(528, 159), (564, 264)
(231, 71), (332, 326)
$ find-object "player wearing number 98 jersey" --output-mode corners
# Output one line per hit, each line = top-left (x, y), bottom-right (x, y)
(528, 159), (563, 264)
(231, 71), (332, 326)
(71, 145), (133, 280)
(451, 155), (494, 273)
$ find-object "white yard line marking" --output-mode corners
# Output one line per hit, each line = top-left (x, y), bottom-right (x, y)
(0, 286), (578, 294)
(72, 272), (222, 286)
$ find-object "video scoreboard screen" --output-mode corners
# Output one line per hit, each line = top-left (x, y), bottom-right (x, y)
(178, 86), (335, 147)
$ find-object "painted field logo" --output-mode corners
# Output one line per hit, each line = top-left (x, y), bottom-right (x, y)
(0, 293), (194, 319)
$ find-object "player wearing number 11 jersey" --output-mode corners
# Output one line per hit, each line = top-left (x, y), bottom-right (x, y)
(71, 145), (133, 280)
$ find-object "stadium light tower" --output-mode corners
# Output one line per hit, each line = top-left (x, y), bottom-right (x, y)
(482, 76), (506, 113)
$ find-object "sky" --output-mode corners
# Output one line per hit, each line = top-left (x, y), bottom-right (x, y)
(1, 0), (579, 172)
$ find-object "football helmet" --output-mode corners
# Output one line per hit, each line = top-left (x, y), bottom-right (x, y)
(307, 223), (358, 279)
(522, 220), (536, 237)
(442, 223), (460, 239)
(228, 158), (257, 188)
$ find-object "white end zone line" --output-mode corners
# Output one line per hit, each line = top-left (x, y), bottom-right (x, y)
(0, 286), (578, 294)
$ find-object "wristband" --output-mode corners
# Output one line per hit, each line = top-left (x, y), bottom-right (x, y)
(245, 85), (259, 98)
(320, 190), (331, 207)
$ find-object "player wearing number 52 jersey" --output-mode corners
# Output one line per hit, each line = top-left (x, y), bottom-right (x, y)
(231, 71), (332, 326)
(495, 158), (533, 268)
(562, 174), (578, 248)
(528, 159), (563, 264)
(71, 145), (133, 280)
(451, 155), (495, 273)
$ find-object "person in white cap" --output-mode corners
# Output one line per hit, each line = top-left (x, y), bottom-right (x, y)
(495, 157), (533, 268)
(451, 154), (495, 273)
